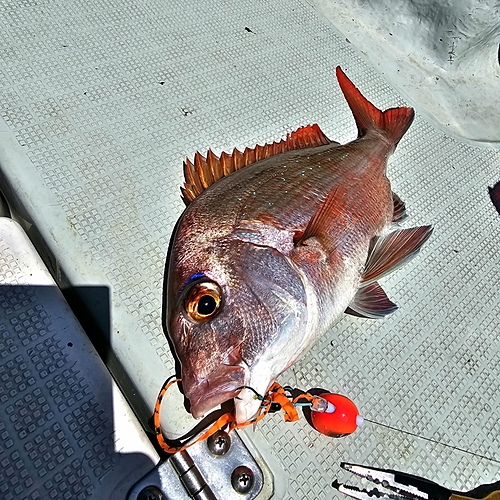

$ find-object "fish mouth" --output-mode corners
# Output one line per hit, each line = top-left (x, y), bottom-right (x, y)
(183, 364), (246, 419)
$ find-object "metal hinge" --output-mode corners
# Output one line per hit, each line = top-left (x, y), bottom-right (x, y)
(128, 430), (268, 500)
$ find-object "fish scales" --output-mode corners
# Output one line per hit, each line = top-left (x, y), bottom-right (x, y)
(166, 67), (433, 423)
(196, 142), (386, 229)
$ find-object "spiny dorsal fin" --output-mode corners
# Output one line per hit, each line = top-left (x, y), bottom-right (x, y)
(181, 124), (331, 205)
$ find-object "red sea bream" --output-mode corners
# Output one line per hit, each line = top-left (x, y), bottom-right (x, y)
(166, 67), (432, 423)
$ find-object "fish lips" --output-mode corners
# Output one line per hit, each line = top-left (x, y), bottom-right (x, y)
(183, 363), (246, 419)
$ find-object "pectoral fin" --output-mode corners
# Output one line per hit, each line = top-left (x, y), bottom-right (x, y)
(294, 185), (350, 252)
(346, 282), (398, 319)
(361, 226), (433, 285)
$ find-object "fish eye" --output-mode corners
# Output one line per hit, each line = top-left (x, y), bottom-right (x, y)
(185, 281), (222, 322)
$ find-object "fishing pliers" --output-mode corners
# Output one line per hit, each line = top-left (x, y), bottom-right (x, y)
(333, 462), (500, 500)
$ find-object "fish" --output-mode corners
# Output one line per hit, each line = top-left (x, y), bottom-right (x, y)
(166, 67), (433, 424)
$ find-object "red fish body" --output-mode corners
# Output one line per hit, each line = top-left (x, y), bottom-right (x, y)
(166, 67), (432, 423)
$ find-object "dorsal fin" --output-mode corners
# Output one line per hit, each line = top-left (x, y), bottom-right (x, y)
(181, 124), (332, 205)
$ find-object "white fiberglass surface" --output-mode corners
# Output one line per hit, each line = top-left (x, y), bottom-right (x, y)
(310, 0), (500, 143)
(0, 0), (499, 498)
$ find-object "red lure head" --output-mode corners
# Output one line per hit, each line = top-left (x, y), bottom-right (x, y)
(311, 393), (363, 437)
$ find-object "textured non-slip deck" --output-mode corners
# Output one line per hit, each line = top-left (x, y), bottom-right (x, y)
(0, 217), (158, 499)
(0, 0), (499, 498)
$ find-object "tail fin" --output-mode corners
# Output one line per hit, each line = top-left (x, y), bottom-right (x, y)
(336, 66), (414, 146)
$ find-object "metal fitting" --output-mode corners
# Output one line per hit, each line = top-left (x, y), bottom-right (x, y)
(137, 485), (164, 500)
(231, 466), (254, 494)
(207, 430), (231, 457)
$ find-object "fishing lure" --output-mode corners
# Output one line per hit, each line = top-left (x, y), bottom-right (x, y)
(153, 377), (363, 454)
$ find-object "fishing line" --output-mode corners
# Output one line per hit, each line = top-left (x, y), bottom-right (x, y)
(364, 418), (500, 465)
(158, 378), (499, 464)
(235, 385), (264, 399)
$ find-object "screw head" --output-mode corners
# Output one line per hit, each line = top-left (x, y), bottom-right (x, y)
(231, 466), (254, 494)
(137, 485), (164, 500)
(207, 430), (231, 456)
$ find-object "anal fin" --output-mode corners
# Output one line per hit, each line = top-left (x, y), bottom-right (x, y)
(392, 192), (407, 223)
(346, 282), (397, 319)
(361, 226), (433, 285)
